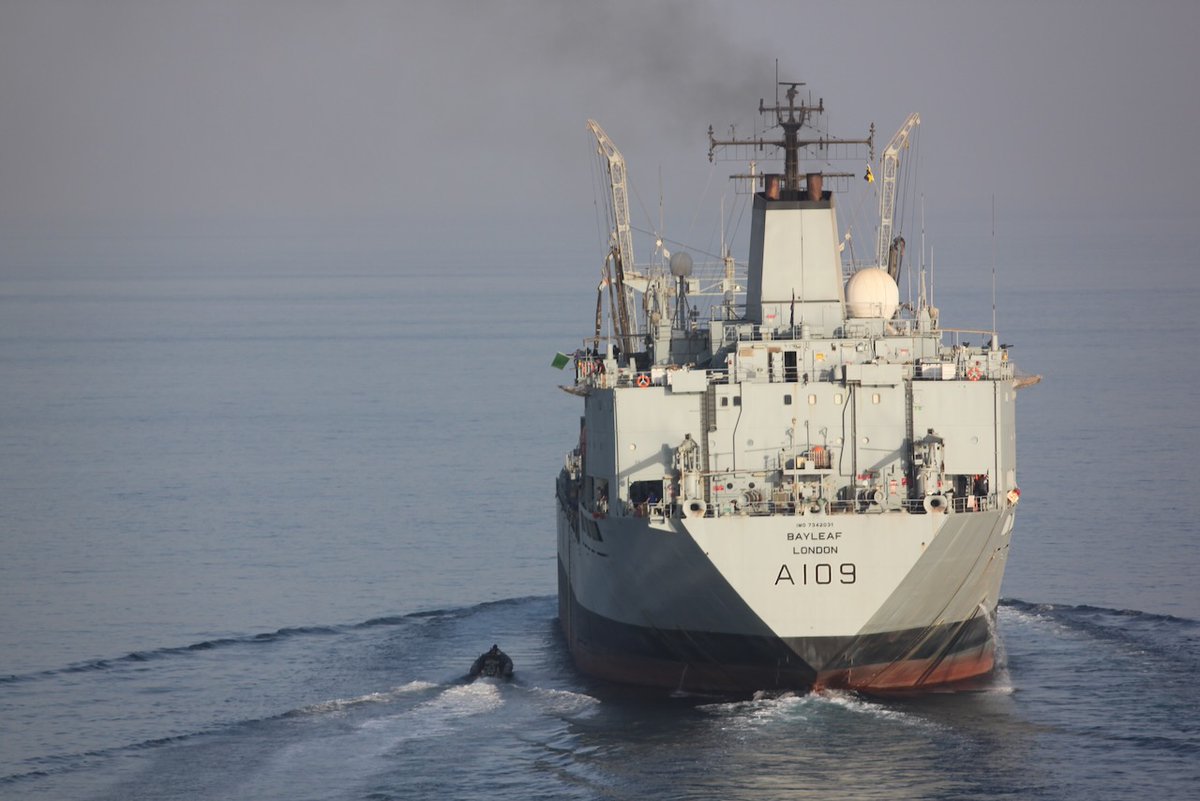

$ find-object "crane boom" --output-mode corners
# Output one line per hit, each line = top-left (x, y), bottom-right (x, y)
(876, 113), (920, 274)
(586, 119), (636, 353)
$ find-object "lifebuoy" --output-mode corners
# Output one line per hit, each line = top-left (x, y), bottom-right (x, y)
(810, 445), (829, 469)
(636, 374), (651, 388)
(966, 365), (984, 381)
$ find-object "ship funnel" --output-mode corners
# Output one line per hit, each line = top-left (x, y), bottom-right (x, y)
(765, 175), (782, 200)
(806, 173), (823, 201)
(745, 178), (846, 332)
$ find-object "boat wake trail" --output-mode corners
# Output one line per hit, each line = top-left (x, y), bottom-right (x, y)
(0, 626), (355, 687)
(698, 689), (936, 732)
(0, 596), (545, 687)
(0, 596), (562, 791)
(1000, 597), (1200, 669)
(286, 680), (443, 716)
(5, 595), (1196, 798)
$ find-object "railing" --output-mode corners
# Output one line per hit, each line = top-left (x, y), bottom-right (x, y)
(575, 359), (731, 390)
(615, 492), (1001, 520)
(561, 481), (1001, 523)
(900, 494), (996, 514)
(572, 330), (1013, 388)
(913, 358), (1014, 383)
(940, 327), (998, 345)
(950, 493), (995, 513)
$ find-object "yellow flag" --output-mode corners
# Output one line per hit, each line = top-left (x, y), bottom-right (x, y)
(864, 164), (874, 183)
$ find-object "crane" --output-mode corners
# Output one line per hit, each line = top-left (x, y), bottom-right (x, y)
(875, 113), (920, 279)
(587, 119), (637, 355)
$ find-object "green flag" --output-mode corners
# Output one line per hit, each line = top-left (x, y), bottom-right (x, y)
(551, 352), (571, 370)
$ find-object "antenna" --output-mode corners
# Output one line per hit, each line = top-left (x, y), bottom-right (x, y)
(917, 194), (924, 316)
(991, 195), (998, 347)
(921, 244), (931, 311)
(720, 193), (725, 257)
(659, 164), (665, 262)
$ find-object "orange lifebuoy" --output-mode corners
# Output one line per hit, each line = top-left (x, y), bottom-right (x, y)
(636, 374), (651, 388)
(810, 445), (829, 468)
(966, 365), (984, 381)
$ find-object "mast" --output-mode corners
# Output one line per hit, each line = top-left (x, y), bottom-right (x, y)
(708, 82), (874, 193)
(708, 83), (874, 331)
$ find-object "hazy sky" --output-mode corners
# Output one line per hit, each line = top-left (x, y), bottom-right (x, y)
(1, 1), (1197, 252)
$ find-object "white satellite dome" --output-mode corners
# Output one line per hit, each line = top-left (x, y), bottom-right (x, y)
(845, 268), (900, 319)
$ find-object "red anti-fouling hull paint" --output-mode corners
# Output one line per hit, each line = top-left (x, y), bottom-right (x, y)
(813, 647), (996, 691)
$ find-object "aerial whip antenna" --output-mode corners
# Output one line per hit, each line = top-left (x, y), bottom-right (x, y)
(991, 194), (998, 348)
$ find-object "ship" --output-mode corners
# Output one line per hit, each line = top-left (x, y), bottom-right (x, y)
(555, 84), (1034, 694)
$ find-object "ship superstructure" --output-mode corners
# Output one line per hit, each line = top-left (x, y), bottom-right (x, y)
(556, 85), (1030, 693)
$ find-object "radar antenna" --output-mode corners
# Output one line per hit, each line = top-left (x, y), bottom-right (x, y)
(708, 82), (874, 193)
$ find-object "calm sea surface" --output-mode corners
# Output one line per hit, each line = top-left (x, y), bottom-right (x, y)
(2, 224), (1197, 799)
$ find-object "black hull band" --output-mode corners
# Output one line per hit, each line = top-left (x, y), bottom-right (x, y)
(558, 560), (996, 694)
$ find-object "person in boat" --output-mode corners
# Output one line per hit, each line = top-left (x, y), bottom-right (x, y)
(469, 644), (513, 680)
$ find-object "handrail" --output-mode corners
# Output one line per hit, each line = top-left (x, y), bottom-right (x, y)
(560, 461), (1000, 524)
(623, 493), (999, 520)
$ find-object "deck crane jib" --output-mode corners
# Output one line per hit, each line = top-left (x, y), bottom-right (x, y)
(587, 120), (639, 360)
(875, 113), (921, 282)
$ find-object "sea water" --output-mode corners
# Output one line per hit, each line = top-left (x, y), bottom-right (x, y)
(1, 223), (1197, 799)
